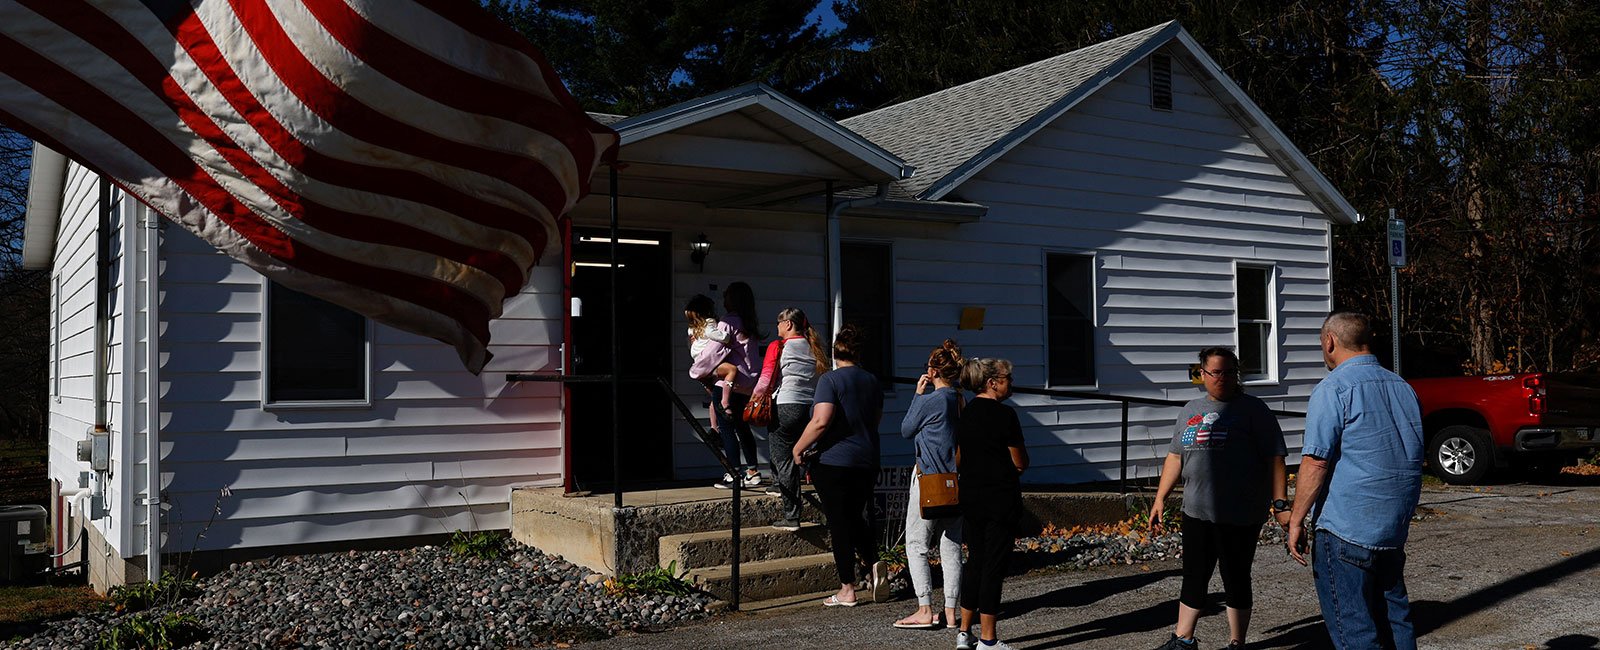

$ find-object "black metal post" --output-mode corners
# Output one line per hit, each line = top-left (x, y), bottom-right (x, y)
(609, 166), (622, 510)
(1119, 401), (1130, 495)
(730, 472), (742, 611)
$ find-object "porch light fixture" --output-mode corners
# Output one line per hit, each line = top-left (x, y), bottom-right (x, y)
(690, 233), (712, 271)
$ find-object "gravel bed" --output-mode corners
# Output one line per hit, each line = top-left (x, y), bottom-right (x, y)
(1010, 522), (1290, 570)
(6, 544), (714, 649)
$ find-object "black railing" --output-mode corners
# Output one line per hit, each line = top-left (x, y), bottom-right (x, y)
(889, 377), (1307, 494)
(508, 372), (817, 611)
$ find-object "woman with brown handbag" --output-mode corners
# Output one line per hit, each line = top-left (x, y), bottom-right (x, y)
(892, 340), (966, 631)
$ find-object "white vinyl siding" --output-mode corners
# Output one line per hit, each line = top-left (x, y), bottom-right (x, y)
(866, 49), (1326, 483)
(147, 223), (563, 553)
(45, 163), (134, 556)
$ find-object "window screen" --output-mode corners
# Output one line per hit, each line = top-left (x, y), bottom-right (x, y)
(1047, 254), (1096, 386)
(267, 282), (367, 403)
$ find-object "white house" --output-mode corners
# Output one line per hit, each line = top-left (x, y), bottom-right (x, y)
(26, 21), (1356, 589)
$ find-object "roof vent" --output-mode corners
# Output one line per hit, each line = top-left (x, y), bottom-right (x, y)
(1150, 54), (1173, 111)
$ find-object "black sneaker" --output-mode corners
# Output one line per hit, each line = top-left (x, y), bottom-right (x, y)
(771, 518), (801, 532)
(1155, 634), (1199, 650)
(1225, 642), (1245, 650)
(712, 473), (736, 489)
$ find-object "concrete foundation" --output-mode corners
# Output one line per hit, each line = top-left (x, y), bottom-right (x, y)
(510, 485), (1175, 577)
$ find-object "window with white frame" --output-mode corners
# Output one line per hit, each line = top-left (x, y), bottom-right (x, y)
(264, 281), (369, 405)
(1046, 253), (1096, 386)
(1236, 265), (1275, 381)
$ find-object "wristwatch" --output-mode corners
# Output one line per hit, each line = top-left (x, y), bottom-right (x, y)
(1272, 499), (1290, 512)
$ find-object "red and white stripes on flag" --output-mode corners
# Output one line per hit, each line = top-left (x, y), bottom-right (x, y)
(0, 0), (618, 373)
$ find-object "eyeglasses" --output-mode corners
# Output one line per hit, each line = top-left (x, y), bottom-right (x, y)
(1201, 368), (1240, 378)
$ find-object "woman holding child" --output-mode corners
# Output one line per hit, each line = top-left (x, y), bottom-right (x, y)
(683, 282), (764, 489)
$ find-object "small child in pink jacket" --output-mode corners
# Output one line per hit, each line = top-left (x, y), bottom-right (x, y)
(685, 295), (739, 430)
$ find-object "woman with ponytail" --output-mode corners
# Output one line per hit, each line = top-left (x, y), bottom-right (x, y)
(953, 357), (1028, 650)
(751, 308), (828, 530)
(893, 339), (966, 631)
(793, 324), (885, 606)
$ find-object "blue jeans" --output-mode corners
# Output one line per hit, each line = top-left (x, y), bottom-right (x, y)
(1313, 529), (1416, 650)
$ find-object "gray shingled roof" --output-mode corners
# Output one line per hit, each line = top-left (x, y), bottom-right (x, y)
(841, 21), (1175, 199)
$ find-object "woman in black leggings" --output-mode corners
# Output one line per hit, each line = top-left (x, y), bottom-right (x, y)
(954, 358), (1027, 650)
(793, 325), (885, 607)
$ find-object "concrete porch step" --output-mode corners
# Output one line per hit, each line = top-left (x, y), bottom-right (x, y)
(659, 522), (830, 571)
(688, 552), (842, 602)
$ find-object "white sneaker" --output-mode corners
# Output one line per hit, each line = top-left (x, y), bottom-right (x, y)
(713, 473), (735, 489)
(742, 472), (763, 488)
(955, 630), (974, 650)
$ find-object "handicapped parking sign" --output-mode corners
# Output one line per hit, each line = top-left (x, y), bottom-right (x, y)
(1387, 218), (1406, 267)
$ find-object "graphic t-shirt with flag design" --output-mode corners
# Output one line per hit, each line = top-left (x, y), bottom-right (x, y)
(1167, 394), (1287, 526)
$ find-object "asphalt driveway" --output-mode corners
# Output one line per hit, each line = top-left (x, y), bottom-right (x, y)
(588, 477), (1600, 649)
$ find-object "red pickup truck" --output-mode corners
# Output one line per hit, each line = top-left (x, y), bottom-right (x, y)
(1409, 373), (1600, 484)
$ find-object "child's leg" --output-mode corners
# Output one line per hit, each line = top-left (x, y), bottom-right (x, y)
(714, 363), (738, 409)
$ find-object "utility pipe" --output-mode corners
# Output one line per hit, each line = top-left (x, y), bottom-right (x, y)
(825, 184), (890, 347)
(143, 205), (162, 582)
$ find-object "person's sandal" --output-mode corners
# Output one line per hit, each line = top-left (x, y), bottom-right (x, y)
(823, 594), (858, 607)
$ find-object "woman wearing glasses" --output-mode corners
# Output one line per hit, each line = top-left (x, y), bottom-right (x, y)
(1147, 347), (1289, 650)
(952, 357), (1027, 650)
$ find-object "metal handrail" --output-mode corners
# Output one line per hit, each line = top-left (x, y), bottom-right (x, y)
(507, 372), (769, 610)
(889, 376), (1307, 493)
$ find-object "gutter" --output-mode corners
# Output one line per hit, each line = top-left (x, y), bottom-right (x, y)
(22, 144), (67, 270)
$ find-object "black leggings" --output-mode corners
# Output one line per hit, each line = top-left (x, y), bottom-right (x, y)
(810, 463), (878, 584)
(716, 392), (758, 471)
(959, 505), (1016, 615)
(1180, 514), (1260, 610)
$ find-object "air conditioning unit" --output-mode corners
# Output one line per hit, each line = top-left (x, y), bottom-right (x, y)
(1, 505), (47, 583)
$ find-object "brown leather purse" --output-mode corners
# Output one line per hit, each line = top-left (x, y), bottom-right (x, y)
(743, 392), (773, 427)
(917, 468), (960, 519)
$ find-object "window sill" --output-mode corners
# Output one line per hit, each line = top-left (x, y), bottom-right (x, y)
(1242, 378), (1279, 387)
(264, 399), (372, 411)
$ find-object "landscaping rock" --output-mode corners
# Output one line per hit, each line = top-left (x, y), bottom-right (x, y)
(4, 544), (713, 649)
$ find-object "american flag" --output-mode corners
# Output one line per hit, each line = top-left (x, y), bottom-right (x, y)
(0, 0), (617, 373)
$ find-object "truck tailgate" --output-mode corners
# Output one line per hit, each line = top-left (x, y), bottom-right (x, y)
(1545, 373), (1600, 426)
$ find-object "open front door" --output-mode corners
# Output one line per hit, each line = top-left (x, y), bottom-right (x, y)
(569, 228), (674, 489)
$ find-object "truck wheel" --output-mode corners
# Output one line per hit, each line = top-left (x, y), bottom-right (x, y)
(1429, 425), (1493, 485)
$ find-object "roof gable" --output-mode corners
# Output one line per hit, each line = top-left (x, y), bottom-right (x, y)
(841, 22), (1361, 224)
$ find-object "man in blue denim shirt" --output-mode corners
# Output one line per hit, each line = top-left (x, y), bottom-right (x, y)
(1287, 312), (1424, 650)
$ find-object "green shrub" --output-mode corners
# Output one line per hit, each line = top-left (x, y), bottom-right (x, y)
(95, 612), (205, 650)
(448, 530), (508, 560)
(105, 573), (200, 613)
(604, 561), (697, 597)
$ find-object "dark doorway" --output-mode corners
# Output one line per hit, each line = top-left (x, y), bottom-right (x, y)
(570, 228), (674, 489)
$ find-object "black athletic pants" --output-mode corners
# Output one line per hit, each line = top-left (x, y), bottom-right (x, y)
(1180, 514), (1260, 610)
(959, 504), (1016, 615)
(810, 463), (878, 584)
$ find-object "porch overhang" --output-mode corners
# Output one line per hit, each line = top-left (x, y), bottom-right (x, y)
(22, 143), (68, 270)
(595, 84), (914, 208)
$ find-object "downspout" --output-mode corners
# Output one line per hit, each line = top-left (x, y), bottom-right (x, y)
(143, 205), (162, 582)
(93, 180), (111, 438)
(825, 183), (890, 347)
